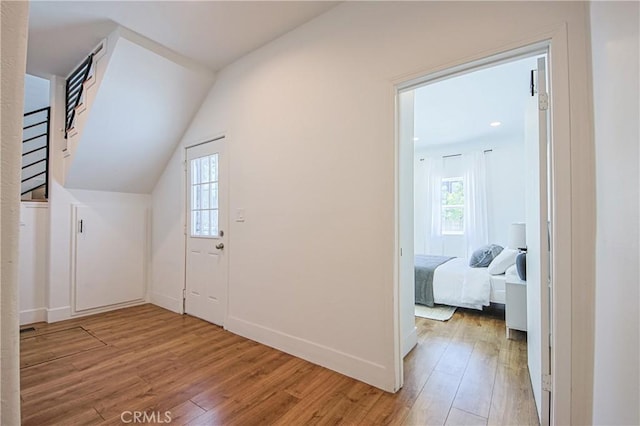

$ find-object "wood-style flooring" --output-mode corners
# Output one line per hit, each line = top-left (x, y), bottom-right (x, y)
(20, 304), (539, 425)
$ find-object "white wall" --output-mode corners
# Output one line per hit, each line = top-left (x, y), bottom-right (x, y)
(65, 32), (214, 193)
(1, 2), (29, 423)
(151, 1), (593, 396)
(47, 77), (151, 322)
(415, 136), (526, 257)
(590, 2), (640, 425)
(18, 203), (48, 324)
(23, 74), (49, 113)
(47, 182), (150, 321)
(150, 146), (185, 313)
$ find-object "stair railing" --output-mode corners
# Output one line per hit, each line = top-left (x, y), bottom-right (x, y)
(65, 53), (94, 138)
(22, 107), (50, 198)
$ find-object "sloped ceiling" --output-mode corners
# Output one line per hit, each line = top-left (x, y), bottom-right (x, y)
(27, 1), (339, 77)
(64, 36), (214, 193)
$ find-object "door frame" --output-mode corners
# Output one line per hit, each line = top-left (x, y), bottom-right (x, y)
(393, 25), (573, 425)
(182, 134), (229, 326)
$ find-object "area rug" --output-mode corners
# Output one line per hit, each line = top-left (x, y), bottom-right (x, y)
(415, 304), (457, 321)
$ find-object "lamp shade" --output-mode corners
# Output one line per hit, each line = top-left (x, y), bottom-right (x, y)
(508, 223), (526, 250)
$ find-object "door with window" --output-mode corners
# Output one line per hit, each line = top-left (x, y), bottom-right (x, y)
(185, 138), (227, 326)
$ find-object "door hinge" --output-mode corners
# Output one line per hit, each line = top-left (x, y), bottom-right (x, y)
(182, 289), (186, 299)
(542, 374), (552, 392)
(539, 93), (549, 111)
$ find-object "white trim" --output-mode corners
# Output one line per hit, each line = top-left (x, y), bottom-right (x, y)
(20, 308), (46, 325)
(392, 85), (404, 392)
(21, 202), (49, 209)
(46, 306), (71, 323)
(149, 292), (182, 314)
(393, 24), (574, 425)
(72, 299), (146, 316)
(46, 300), (149, 324)
(184, 133), (226, 149)
(225, 315), (395, 392)
(402, 326), (417, 358)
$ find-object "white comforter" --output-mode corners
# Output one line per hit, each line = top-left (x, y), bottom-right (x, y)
(432, 258), (491, 310)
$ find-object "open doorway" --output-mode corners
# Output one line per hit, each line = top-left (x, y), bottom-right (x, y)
(397, 51), (552, 425)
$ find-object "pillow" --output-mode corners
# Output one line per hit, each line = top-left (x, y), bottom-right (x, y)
(469, 244), (503, 268)
(487, 248), (519, 275)
(505, 264), (518, 276)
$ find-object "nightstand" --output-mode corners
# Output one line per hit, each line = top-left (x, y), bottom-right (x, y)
(505, 273), (527, 339)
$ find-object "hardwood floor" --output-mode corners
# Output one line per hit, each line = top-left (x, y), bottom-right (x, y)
(20, 304), (538, 425)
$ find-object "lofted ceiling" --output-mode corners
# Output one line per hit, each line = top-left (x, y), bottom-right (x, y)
(27, 1), (339, 78)
(65, 35), (215, 193)
(413, 56), (540, 150)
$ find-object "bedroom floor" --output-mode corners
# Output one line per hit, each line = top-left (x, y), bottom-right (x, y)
(403, 306), (539, 425)
(19, 304), (538, 425)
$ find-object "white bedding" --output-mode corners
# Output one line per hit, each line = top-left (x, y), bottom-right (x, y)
(432, 258), (493, 310)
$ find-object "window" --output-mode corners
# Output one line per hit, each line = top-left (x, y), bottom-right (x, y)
(441, 177), (464, 235)
(191, 154), (219, 237)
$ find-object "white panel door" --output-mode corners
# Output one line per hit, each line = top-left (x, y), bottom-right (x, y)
(74, 205), (146, 311)
(525, 56), (551, 425)
(185, 138), (228, 326)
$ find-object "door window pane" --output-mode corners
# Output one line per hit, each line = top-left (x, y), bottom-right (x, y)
(191, 185), (200, 210)
(201, 210), (210, 236)
(192, 211), (201, 235)
(200, 157), (210, 183)
(210, 210), (219, 236)
(190, 153), (220, 237)
(201, 183), (210, 210)
(210, 183), (218, 209)
(191, 159), (200, 185)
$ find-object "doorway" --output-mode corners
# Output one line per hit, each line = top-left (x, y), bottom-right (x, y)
(396, 49), (552, 424)
(184, 137), (228, 326)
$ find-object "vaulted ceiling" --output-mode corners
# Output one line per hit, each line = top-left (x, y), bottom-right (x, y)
(27, 1), (339, 78)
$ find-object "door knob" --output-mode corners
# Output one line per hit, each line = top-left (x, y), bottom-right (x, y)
(215, 242), (224, 250)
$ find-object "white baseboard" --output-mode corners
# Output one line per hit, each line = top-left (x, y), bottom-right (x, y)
(71, 299), (146, 318)
(46, 306), (71, 323)
(225, 315), (395, 392)
(46, 299), (148, 323)
(402, 326), (418, 358)
(20, 308), (47, 325)
(150, 292), (182, 314)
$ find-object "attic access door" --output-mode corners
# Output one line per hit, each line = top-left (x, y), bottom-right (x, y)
(185, 138), (228, 326)
(73, 204), (147, 312)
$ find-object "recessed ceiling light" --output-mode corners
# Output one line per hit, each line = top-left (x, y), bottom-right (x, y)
(490, 121), (502, 127)
(413, 137), (419, 141)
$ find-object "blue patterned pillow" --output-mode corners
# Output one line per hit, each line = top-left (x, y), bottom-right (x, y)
(469, 244), (504, 268)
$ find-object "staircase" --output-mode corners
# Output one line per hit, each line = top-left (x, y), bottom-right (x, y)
(21, 107), (50, 200)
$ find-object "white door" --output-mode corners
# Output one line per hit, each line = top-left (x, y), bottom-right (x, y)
(74, 204), (147, 312)
(399, 89), (416, 365)
(525, 56), (551, 425)
(185, 138), (228, 326)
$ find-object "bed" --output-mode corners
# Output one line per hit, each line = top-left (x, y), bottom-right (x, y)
(415, 255), (506, 310)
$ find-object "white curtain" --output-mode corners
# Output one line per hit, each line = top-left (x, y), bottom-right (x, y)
(424, 156), (444, 255)
(462, 152), (489, 258)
